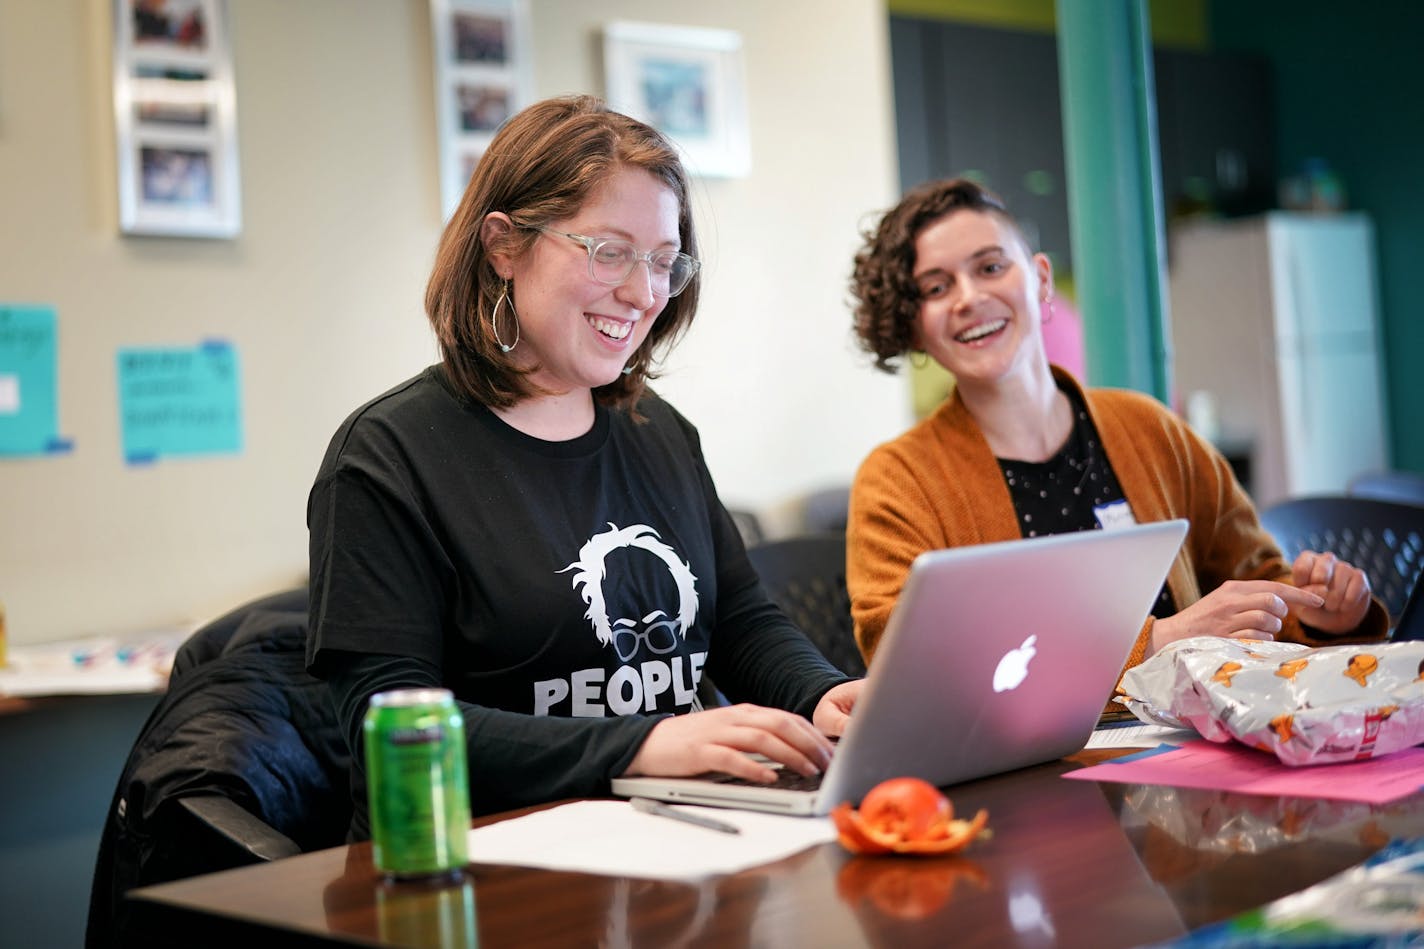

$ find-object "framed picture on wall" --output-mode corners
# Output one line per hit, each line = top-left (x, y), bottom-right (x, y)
(111, 0), (241, 238)
(430, 0), (534, 221)
(603, 21), (750, 179)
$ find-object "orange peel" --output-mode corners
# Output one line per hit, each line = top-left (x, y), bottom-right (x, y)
(832, 777), (990, 856)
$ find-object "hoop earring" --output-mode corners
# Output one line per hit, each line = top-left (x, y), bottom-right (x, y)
(492, 280), (520, 353)
(1042, 295), (1056, 325)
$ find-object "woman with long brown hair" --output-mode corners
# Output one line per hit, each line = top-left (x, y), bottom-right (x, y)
(307, 96), (861, 836)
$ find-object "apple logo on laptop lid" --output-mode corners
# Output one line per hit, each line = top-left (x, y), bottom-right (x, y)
(993, 635), (1037, 692)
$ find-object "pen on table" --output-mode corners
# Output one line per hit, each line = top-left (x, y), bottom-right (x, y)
(629, 797), (742, 835)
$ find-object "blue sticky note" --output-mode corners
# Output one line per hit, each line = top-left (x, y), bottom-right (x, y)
(117, 341), (243, 463)
(0, 304), (63, 457)
(1105, 743), (1180, 763)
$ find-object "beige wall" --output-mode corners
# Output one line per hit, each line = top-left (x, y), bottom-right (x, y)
(0, 0), (906, 645)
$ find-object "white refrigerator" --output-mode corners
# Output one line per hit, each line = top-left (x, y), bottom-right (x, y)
(1167, 212), (1390, 507)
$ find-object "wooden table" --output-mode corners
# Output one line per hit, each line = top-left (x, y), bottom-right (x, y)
(126, 751), (1424, 947)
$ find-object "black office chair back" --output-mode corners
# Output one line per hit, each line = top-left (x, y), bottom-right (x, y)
(800, 485), (851, 534)
(1347, 469), (1424, 507)
(169, 586), (309, 675)
(1395, 571), (1424, 642)
(725, 507), (766, 547)
(746, 533), (865, 677)
(86, 587), (352, 948)
(1259, 495), (1424, 637)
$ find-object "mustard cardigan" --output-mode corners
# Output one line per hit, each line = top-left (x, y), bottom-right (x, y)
(847, 369), (1389, 670)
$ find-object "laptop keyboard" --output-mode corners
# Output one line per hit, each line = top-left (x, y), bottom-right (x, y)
(703, 737), (839, 792)
(708, 767), (825, 793)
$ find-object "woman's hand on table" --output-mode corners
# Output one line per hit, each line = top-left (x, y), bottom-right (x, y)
(1150, 579), (1324, 653)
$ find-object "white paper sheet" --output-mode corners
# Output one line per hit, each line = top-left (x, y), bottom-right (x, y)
(0, 630), (185, 697)
(1086, 723), (1195, 749)
(466, 800), (836, 881)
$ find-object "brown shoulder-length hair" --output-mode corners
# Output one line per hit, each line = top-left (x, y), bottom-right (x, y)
(849, 177), (1023, 374)
(425, 95), (700, 411)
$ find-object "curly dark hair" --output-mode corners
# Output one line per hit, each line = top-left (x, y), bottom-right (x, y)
(850, 178), (1026, 373)
(426, 95), (699, 412)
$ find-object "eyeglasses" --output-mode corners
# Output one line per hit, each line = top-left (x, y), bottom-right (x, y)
(526, 225), (700, 298)
(612, 621), (679, 663)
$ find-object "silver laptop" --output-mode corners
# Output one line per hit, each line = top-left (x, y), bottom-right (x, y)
(611, 519), (1188, 815)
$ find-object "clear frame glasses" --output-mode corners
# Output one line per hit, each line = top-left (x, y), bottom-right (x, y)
(612, 622), (679, 663)
(526, 225), (700, 298)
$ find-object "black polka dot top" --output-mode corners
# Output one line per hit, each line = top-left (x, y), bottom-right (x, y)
(996, 385), (1176, 620)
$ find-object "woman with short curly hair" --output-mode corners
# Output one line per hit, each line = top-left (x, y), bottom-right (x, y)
(845, 177), (1386, 685)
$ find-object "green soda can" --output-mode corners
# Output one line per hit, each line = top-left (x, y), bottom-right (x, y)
(364, 688), (471, 879)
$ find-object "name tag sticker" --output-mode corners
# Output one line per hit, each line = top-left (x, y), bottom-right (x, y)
(1094, 500), (1137, 531)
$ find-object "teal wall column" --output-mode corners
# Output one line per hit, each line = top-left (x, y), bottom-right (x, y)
(1055, 0), (1171, 402)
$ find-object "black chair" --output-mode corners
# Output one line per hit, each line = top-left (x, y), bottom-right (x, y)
(1395, 568), (1424, 641)
(86, 587), (352, 948)
(1347, 469), (1424, 507)
(746, 533), (865, 677)
(799, 485), (851, 534)
(1258, 496), (1424, 636)
(726, 507), (766, 547)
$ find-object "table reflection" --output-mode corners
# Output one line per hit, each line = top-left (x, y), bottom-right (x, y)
(374, 875), (478, 949)
(820, 768), (1189, 948)
(835, 855), (989, 922)
(1102, 779), (1424, 931)
(325, 848), (478, 949)
(185, 765), (1424, 948)
(1117, 783), (1424, 856)
(600, 878), (720, 948)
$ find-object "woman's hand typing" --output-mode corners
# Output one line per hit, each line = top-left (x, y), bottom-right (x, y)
(623, 703), (835, 784)
(811, 679), (862, 737)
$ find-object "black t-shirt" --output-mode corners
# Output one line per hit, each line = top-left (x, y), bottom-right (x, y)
(998, 386), (1176, 620)
(307, 366), (847, 819)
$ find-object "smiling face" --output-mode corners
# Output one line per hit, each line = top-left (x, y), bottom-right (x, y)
(505, 166), (681, 397)
(911, 209), (1054, 391)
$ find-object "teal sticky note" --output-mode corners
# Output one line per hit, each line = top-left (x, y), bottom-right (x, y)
(0, 304), (67, 457)
(117, 341), (243, 464)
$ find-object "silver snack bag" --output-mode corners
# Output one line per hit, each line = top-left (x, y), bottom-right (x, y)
(1117, 636), (1424, 765)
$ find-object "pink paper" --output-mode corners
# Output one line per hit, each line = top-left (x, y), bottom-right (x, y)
(1064, 740), (1424, 805)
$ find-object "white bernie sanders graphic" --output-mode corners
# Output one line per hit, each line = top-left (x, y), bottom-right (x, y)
(533, 524), (706, 717)
(560, 523), (700, 654)
(993, 634), (1037, 693)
